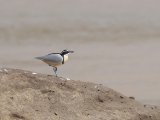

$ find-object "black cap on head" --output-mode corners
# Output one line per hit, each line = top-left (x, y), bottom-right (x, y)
(61, 49), (74, 55)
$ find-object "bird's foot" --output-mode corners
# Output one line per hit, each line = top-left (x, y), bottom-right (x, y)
(55, 73), (58, 77)
(53, 67), (58, 77)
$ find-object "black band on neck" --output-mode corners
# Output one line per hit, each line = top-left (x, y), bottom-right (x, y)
(62, 55), (64, 64)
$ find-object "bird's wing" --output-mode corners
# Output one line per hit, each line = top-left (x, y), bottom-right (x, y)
(47, 53), (60, 55)
(35, 53), (64, 67)
(37, 54), (63, 63)
(45, 54), (63, 62)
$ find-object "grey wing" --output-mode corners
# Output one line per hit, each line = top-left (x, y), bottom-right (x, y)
(36, 54), (63, 66)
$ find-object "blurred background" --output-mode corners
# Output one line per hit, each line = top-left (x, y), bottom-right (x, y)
(0, 0), (160, 105)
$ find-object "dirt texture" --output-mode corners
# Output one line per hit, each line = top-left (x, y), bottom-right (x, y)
(0, 68), (160, 120)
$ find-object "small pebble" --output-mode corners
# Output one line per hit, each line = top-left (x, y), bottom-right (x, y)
(59, 77), (65, 80)
(66, 78), (70, 80)
(120, 96), (124, 99)
(4, 69), (8, 72)
(32, 72), (37, 75)
(129, 96), (135, 100)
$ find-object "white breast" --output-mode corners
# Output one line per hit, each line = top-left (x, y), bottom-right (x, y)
(64, 54), (69, 63)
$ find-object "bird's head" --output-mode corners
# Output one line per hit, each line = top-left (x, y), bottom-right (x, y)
(60, 49), (74, 55)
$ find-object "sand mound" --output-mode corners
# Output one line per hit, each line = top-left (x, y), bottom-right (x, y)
(0, 68), (159, 120)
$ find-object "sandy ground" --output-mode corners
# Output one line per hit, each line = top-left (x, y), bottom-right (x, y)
(0, 68), (160, 120)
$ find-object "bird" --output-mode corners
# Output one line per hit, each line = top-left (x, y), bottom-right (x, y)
(35, 49), (74, 77)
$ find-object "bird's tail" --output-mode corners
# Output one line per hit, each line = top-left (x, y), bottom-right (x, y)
(35, 56), (44, 60)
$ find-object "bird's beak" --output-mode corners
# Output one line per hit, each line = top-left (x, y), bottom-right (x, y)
(69, 51), (74, 53)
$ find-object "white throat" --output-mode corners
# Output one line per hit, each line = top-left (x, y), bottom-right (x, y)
(63, 54), (69, 63)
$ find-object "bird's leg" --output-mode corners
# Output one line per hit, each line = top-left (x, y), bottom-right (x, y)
(53, 67), (58, 77)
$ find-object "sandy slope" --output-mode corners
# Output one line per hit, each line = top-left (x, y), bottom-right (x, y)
(0, 68), (160, 120)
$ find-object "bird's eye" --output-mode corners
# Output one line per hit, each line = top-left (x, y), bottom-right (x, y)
(63, 49), (68, 52)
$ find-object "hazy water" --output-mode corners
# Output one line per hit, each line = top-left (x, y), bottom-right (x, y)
(0, 0), (160, 105)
